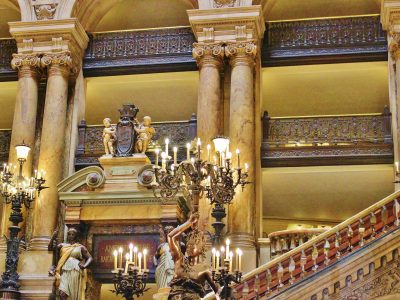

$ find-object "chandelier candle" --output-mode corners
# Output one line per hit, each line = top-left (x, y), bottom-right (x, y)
(165, 138), (169, 157)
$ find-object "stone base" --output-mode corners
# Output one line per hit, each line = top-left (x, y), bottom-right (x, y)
(99, 154), (152, 191)
(19, 275), (54, 300)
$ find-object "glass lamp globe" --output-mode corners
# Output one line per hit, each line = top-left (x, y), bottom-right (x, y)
(212, 136), (230, 153)
(15, 143), (31, 161)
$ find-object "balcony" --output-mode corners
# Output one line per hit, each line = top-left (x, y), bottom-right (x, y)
(261, 107), (393, 167)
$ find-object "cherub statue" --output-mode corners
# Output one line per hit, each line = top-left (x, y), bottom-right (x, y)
(134, 116), (156, 153)
(154, 225), (175, 289)
(168, 212), (220, 300)
(103, 118), (116, 156)
(48, 228), (93, 300)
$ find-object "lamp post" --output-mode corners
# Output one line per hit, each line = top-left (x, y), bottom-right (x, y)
(0, 143), (46, 299)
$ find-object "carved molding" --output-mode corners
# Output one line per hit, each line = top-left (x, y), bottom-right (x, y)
(192, 42), (224, 68)
(11, 53), (41, 78)
(33, 4), (58, 20)
(40, 51), (73, 76)
(225, 41), (257, 67)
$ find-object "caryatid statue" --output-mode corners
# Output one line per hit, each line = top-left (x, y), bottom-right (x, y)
(48, 228), (93, 300)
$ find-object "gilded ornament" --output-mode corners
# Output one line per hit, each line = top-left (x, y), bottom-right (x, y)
(34, 4), (57, 20)
(213, 0), (236, 8)
(11, 54), (41, 70)
(192, 43), (224, 68)
(224, 41), (257, 58)
(40, 52), (73, 69)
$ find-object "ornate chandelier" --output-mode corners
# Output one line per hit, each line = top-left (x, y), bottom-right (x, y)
(152, 136), (249, 241)
(0, 143), (46, 294)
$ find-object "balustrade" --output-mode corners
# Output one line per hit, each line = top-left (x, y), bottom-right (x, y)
(234, 191), (400, 299)
(261, 107), (393, 167)
(269, 228), (329, 258)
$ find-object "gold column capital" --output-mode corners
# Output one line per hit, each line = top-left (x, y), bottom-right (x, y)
(41, 51), (73, 77)
(225, 41), (257, 67)
(390, 31), (400, 60)
(11, 53), (42, 79)
(192, 42), (224, 69)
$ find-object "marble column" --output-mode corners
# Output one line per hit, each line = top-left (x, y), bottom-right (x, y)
(388, 33), (400, 191)
(225, 41), (257, 271)
(192, 43), (224, 229)
(30, 52), (72, 250)
(0, 54), (41, 248)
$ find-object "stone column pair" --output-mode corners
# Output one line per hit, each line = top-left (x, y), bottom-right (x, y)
(0, 52), (73, 250)
(193, 41), (257, 270)
(0, 54), (42, 246)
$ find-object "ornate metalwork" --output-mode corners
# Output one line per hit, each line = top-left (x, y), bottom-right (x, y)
(264, 15), (387, 65)
(0, 154), (46, 295)
(152, 153), (249, 211)
(262, 107), (393, 166)
(112, 268), (149, 300)
(212, 265), (242, 299)
(83, 27), (196, 74)
(0, 130), (11, 165)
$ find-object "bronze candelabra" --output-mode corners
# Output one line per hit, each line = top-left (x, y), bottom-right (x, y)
(0, 143), (46, 298)
(152, 136), (249, 244)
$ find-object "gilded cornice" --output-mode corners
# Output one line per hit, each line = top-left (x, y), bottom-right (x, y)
(192, 42), (224, 68)
(225, 40), (257, 67)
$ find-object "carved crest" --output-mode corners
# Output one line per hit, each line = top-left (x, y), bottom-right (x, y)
(115, 104), (139, 157)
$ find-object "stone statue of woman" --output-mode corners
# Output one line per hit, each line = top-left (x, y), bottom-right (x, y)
(48, 227), (93, 300)
(154, 225), (175, 289)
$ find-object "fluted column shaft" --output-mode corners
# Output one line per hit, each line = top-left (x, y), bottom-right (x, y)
(30, 52), (72, 250)
(193, 43), (224, 229)
(226, 41), (257, 271)
(0, 54), (41, 245)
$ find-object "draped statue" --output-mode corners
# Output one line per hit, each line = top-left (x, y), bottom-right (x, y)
(48, 228), (93, 300)
(167, 213), (220, 300)
(154, 225), (175, 289)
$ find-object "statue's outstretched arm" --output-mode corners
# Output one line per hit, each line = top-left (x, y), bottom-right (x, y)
(167, 213), (198, 260)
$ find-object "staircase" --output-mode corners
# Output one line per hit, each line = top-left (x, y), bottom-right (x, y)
(234, 191), (400, 299)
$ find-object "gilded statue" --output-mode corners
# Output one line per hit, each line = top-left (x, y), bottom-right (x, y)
(154, 225), (175, 289)
(48, 228), (93, 300)
(102, 117), (116, 156)
(168, 213), (219, 300)
(134, 116), (156, 153)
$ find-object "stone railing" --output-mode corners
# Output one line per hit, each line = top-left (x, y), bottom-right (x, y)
(233, 191), (400, 299)
(0, 129), (11, 165)
(0, 16), (387, 80)
(263, 15), (387, 65)
(83, 26), (196, 76)
(269, 228), (329, 258)
(75, 115), (197, 169)
(261, 107), (393, 167)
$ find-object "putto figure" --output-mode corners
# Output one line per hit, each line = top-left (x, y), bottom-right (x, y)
(154, 225), (175, 289)
(134, 116), (156, 153)
(48, 228), (93, 300)
(102, 117), (116, 156)
(167, 213), (219, 300)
